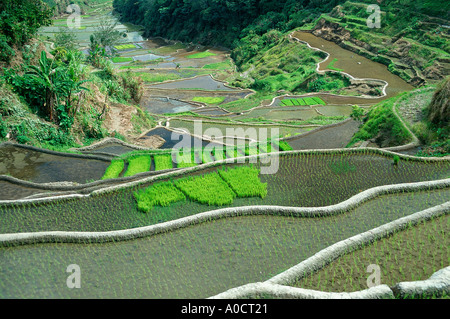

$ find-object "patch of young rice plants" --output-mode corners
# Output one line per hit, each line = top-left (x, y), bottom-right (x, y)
(101, 160), (124, 180)
(280, 97), (326, 106)
(272, 140), (293, 151)
(134, 181), (186, 213)
(154, 154), (173, 171)
(175, 149), (197, 168)
(294, 214), (450, 294)
(124, 156), (151, 177)
(328, 159), (356, 175)
(111, 57), (133, 63)
(218, 166), (267, 198)
(174, 172), (236, 206)
(186, 50), (217, 59)
(245, 144), (259, 156)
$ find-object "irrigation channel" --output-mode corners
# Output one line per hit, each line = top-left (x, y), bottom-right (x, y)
(1, 1), (448, 299)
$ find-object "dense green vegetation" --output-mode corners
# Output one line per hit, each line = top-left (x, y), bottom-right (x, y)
(124, 155), (151, 177)
(154, 154), (173, 171)
(348, 95), (411, 148)
(112, 0), (343, 48)
(174, 172), (237, 206)
(218, 165), (267, 199)
(192, 97), (226, 105)
(102, 159), (125, 179)
(134, 181), (186, 213)
(0, 0), (53, 63)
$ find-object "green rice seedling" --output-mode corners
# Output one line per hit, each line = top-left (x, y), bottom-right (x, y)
(211, 147), (226, 161)
(328, 159), (356, 175)
(312, 96), (326, 105)
(174, 172), (236, 206)
(154, 154), (173, 171)
(218, 165), (267, 199)
(134, 181), (186, 213)
(101, 160), (125, 180)
(281, 99), (293, 106)
(192, 97), (225, 104)
(272, 140), (293, 151)
(111, 57), (133, 63)
(176, 149), (197, 168)
(124, 156), (151, 177)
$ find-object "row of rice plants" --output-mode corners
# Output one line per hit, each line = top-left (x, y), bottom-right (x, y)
(3, 189), (448, 298)
(174, 172), (237, 206)
(134, 181), (186, 212)
(114, 43), (136, 50)
(123, 155), (151, 177)
(271, 139), (293, 151)
(134, 165), (267, 212)
(280, 97), (326, 106)
(293, 214), (449, 296)
(1, 153), (448, 233)
(175, 149), (198, 168)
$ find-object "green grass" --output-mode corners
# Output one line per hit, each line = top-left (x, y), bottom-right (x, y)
(192, 97), (226, 104)
(111, 57), (133, 63)
(280, 97), (326, 106)
(153, 154), (173, 171)
(174, 172), (236, 206)
(134, 181), (186, 213)
(186, 50), (217, 59)
(101, 160), (124, 180)
(124, 156), (151, 177)
(218, 166), (267, 199)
